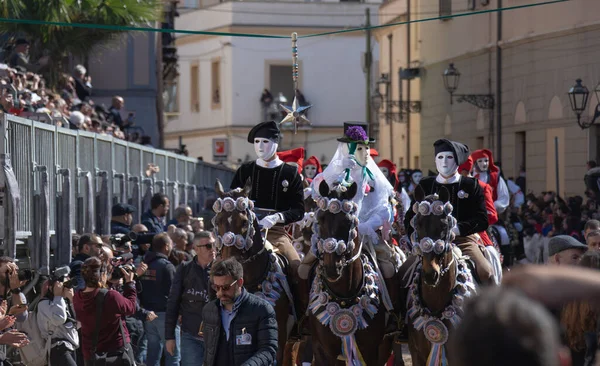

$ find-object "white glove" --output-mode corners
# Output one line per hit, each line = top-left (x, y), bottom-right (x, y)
(259, 214), (282, 229)
(451, 226), (460, 236)
(342, 156), (358, 170)
(358, 222), (379, 243)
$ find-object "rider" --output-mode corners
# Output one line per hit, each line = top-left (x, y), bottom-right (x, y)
(377, 159), (411, 219)
(406, 169), (422, 196)
(402, 139), (494, 285)
(299, 122), (401, 280)
(277, 147), (305, 176)
(471, 149), (510, 215)
(303, 155), (322, 184)
(229, 121), (304, 276)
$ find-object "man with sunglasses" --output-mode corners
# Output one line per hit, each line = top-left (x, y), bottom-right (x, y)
(165, 231), (216, 366)
(69, 234), (104, 291)
(201, 257), (277, 366)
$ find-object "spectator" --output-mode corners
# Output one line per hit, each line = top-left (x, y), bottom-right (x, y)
(548, 235), (588, 266)
(8, 39), (49, 73)
(69, 234), (104, 291)
(170, 228), (189, 252)
(73, 64), (92, 102)
(141, 193), (170, 234)
(73, 257), (137, 364)
(36, 278), (79, 366)
(110, 203), (136, 235)
(68, 110), (85, 130)
(583, 219), (600, 241)
(168, 205), (192, 227)
(201, 257), (277, 366)
(138, 233), (180, 366)
(109, 96), (125, 128)
(586, 230), (600, 252)
(166, 231), (216, 366)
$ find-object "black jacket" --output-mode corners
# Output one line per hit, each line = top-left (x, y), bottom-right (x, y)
(404, 176), (488, 237)
(69, 253), (91, 291)
(138, 251), (175, 312)
(165, 258), (214, 339)
(202, 290), (277, 366)
(141, 210), (165, 235)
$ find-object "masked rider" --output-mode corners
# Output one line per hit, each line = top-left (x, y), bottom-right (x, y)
(378, 159), (411, 218)
(471, 149), (510, 215)
(277, 147), (305, 177)
(402, 139), (494, 285)
(407, 169), (423, 196)
(303, 156), (322, 184)
(230, 121), (303, 276)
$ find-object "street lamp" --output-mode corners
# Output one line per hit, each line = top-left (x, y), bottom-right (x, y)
(442, 63), (494, 109)
(567, 78), (597, 129)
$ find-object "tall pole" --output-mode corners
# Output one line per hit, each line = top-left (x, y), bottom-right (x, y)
(388, 34), (394, 161)
(156, 25), (165, 149)
(555, 136), (560, 196)
(365, 8), (373, 140)
(406, 0), (411, 169)
(496, 0), (503, 164)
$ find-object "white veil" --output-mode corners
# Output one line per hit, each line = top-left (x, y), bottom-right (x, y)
(311, 142), (394, 228)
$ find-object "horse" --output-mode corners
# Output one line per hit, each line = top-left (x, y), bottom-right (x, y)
(213, 178), (295, 366)
(308, 180), (391, 366)
(291, 179), (318, 260)
(404, 185), (476, 366)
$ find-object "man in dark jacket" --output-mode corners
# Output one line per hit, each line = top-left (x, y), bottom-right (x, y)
(165, 231), (216, 365)
(110, 203), (136, 235)
(141, 193), (170, 234)
(201, 257), (277, 366)
(69, 234), (103, 291)
(138, 233), (180, 366)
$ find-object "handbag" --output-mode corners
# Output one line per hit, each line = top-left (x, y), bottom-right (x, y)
(89, 289), (135, 366)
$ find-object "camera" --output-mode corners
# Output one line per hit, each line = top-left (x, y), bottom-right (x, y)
(49, 266), (75, 289)
(110, 232), (138, 247)
(110, 253), (136, 280)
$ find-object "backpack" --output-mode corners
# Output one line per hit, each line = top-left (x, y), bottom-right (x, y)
(16, 297), (50, 366)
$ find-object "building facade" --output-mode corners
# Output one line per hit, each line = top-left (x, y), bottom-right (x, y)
(379, 0), (600, 197)
(165, 0), (381, 167)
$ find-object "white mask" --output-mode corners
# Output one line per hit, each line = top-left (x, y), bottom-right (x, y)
(435, 152), (458, 177)
(304, 164), (317, 179)
(412, 172), (423, 184)
(380, 167), (389, 178)
(354, 145), (370, 166)
(254, 138), (278, 161)
(476, 158), (489, 172)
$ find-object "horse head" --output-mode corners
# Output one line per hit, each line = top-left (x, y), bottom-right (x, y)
(312, 180), (361, 282)
(212, 178), (262, 263)
(411, 185), (456, 287)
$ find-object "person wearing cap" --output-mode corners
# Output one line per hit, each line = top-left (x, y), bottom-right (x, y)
(277, 147), (305, 176)
(548, 235), (587, 266)
(471, 149), (510, 215)
(303, 155), (322, 184)
(8, 38), (49, 73)
(230, 121), (304, 280)
(111, 203), (136, 234)
(403, 138), (493, 285)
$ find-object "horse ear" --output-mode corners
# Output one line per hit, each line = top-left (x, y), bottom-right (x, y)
(215, 179), (225, 198)
(243, 178), (252, 197)
(319, 180), (330, 197)
(414, 184), (425, 202)
(438, 186), (450, 203)
(346, 182), (358, 200)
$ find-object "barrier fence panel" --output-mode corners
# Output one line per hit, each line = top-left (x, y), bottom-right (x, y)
(0, 114), (235, 246)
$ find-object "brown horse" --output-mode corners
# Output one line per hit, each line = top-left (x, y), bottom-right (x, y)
(213, 178), (295, 365)
(308, 181), (390, 366)
(405, 185), (476, 366)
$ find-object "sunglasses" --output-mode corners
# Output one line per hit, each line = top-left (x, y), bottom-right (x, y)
(212, 279), (238, 292)
(195, 242), (215, 250)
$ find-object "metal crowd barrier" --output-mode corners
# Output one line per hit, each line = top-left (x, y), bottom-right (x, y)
(0, 114), (234, 271)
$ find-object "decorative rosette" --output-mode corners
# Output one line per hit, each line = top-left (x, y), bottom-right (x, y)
(444, 202), (453, 215)
(452, 295), (464, 308)
(420, 238), (435, 253)
(293, 241), (304, 252)
(234, 234), (246, 250)
(410, 216), (417, 229)
(248, 200), (255, 210)
(326, 302), (340, 315)
(213, 199), (223, 213)
(457, 272), (467, 284)
(346, 240), (355, 253)
(261, 280), (273, 294)
(418, 202), (431, 215)
(317, 293), (328, 305)
(222, 232), (236, 247)
(328, 200), (342, 214)
(222, 197), (236, 212)
(323, 238), (338, 254)
(413, 244), (423, 256)
(245, 237), (254, 250)
(457, 190), (468, 199)
(360, 295), (370, 309)
(349, 229), (357, 240)
(423, 319), (449, 345)
(433, 240), (447, 254)
(282, 180), (289, 188)
(456, 283), (468, 296)
(351, 304), (363, 317)
(431, 201), (445, 216)
(342, 200), (354, 214)
(335, 241), (347, 255)
(412, 202), (419, 214)
(442, 306), (457, 320)
(318, 197), (329, 210)
(365, 274), (374, 287)
(235, 197), (249, 211)
(330, 310), (358, 338)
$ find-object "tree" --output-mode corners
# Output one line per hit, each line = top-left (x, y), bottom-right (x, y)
(0, 0), (161, 86)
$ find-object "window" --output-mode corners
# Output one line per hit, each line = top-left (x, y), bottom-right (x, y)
(439, 0), (452, 18)
(269, 65), (294, 104)
(190, 63), (199, 113)
(211, 60), (221, 109)
(164, 78), (179, 113)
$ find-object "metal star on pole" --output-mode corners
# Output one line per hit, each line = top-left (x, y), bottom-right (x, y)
(279, 96), (312, 134)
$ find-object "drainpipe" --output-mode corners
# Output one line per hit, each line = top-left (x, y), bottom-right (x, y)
(406, 0), (411, 169)
(496, 0), (503, 163)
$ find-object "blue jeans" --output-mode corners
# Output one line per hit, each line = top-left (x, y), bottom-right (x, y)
(144, 311), (180, 366)
(180, 331), (205, 366)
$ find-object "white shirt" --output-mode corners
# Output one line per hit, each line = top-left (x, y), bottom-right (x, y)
(436, 172), (461, 184)
(256, 157), (283, 169)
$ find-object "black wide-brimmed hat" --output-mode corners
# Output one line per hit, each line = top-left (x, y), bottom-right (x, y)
(336, 122), (375, 144)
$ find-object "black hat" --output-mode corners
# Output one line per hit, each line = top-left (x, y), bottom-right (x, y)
(15, 39), (29, 46)
(548, 235), (588, 257)
(247, 121), (282, 143)
(433, 139), (470, 166)
(112, 203), (136, 217)
(337, 122), (375, 144)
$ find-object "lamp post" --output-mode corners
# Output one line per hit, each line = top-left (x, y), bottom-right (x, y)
(567, 78), (600, 129)
(442, 63), (495, 109)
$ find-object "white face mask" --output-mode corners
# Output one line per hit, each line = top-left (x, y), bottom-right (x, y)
(412, 172), (423, 184)
(304, 164), (317, 178)
(476, 158), (489, 172)
(435, 152), (458, 177)
(380, 167), (389, 178)
(254, 138), (278, 161)
(354, 145), (370, 166)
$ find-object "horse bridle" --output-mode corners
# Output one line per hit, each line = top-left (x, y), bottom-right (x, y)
(410, 198), (457, 277)
(311, 195), (362, 282)
(212, 196), (257, 253)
